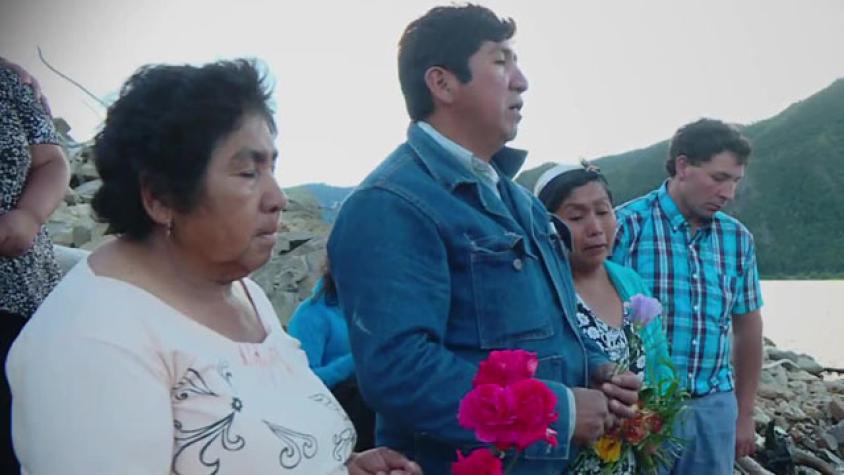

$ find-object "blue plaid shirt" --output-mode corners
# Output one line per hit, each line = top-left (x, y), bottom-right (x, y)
(611, 182), (763, 397)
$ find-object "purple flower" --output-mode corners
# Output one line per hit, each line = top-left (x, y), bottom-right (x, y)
(627, 294), (662, 327)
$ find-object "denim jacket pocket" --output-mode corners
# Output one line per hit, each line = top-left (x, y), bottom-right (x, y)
(468, 232), (554, 349)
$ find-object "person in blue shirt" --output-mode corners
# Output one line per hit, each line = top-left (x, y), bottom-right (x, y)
(611, 119), (764, 474)
(288, 267), (375, 451)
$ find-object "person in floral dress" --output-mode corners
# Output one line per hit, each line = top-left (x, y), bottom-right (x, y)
(535, 163), (673, 474)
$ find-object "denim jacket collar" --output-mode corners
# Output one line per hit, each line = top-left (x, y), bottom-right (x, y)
(406, 122), (528, 191)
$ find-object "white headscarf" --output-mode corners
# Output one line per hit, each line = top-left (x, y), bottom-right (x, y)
(532, 163), (582, 197)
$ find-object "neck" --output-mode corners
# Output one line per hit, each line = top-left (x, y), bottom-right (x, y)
(667, 178), (701, 232)
(139, 232), (237, 301)
(423, 114), (501, 161)
(571, 260), (606, 283)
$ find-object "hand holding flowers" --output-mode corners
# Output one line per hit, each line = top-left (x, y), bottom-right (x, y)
(574, 294), (688, 474)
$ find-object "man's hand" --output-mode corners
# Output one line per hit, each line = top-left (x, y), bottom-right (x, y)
(0, 209), (41, 257)
(735, 413), (757, 458)
(572, 387), (613, 444)
(0, 57), (51, 114)
(347, 447), (423, 475)
(732, 310), (762, 459)
(594, 364), (642, 419)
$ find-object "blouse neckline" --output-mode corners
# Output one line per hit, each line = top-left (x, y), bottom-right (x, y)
(80, 256), (274, 347)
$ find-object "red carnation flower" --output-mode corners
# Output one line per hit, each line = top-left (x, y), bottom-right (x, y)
(473, 350), (539, 387)
(452, 449), (503, 475)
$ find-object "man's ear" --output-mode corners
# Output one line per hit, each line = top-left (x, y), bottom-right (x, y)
(674, 155), (692, 180)
(139, 178), (173, 228)
(423, 66), (458, 105)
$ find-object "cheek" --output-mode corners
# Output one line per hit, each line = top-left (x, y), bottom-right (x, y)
(602, 216), (617, 241)
(565, 222), (587, 248)
(694, 179), (719, 199)
(191, 201), (257, 250)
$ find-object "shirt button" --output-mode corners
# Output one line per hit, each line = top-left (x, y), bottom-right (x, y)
(693, 304), (699, 312)
(692, 273), (699, 279)
(512, 258), (523, 271)
(692, 339), (698, 346)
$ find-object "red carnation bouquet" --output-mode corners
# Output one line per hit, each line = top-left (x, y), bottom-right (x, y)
(452, 350), (559, 475)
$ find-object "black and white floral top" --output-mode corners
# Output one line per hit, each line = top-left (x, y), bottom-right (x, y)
(0, 66), (61, 317)
(572, 295), (645, 475)
(575, 295), (646, 376)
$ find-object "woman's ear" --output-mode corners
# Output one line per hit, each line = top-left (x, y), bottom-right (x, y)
(139, 178), (173, 228)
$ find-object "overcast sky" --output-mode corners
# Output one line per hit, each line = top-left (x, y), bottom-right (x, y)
(3, 0), (843, 186)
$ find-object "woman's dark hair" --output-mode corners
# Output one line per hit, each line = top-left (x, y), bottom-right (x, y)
(398, 4), (516, 121)
(537, 163), (613, 214)
(91, 58), (275, 240)
(315, 259), (338, 306)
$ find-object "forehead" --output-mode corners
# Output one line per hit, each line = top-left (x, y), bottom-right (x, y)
(215, 114), (275, 156)
(562, 181), (611, 205)
(476, 39), (515, 57)
(697, 151), (745, 176)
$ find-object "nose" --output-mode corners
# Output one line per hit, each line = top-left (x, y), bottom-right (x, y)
(510, 64), (528, 93)
(720, 181), (738, 202)
(264, 175), (288, 214)
(584, 214), (603, 237)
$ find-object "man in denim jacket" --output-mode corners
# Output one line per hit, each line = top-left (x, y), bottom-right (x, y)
(328, 5), (641, 474)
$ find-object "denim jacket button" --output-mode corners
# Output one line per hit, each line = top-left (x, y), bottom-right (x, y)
(512, 258), (523, 271)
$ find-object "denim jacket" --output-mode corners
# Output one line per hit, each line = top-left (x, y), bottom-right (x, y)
(327, 123), (609, 474)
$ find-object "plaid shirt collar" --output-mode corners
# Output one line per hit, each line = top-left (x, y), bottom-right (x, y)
(656, 180), (714, 235)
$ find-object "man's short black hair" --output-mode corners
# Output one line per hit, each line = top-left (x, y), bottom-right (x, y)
(666, 118), (752, 176)
(398, 4), (516, 121)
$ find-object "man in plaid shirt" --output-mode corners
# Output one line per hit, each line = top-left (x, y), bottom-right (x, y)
(611, 118), (763, 474)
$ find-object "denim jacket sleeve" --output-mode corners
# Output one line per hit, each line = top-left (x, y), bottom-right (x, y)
(328, 187), (575, 452)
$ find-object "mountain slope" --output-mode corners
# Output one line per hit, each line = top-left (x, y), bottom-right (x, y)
(517, 79), (844, 278)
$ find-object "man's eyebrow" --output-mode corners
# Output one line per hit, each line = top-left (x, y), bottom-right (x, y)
(232, 147), (278, 164)
(499, 46), (515, 61)
(713, 170), (742, 180)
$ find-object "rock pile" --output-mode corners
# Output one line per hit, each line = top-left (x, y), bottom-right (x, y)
(737, 339), (844, 474)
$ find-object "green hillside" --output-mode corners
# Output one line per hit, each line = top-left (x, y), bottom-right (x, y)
(517, 79), (844, 278)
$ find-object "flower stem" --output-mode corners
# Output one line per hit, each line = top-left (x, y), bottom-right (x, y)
(503, 449), (521, 474)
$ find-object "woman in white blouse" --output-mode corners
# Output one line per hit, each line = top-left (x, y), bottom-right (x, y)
(6, 59), (421, 475)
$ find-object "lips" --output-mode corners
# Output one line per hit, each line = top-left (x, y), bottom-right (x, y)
(257, 226), (278, 236)
(255, 223), (279, 242)
(582, 243), (607, 253)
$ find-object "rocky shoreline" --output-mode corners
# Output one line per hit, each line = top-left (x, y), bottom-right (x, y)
(745, 342), (844, 474)
(48, 123), (844, 474)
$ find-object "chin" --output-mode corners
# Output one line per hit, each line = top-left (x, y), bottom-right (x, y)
(251, 250), (274, 271)
(233, 248), (274, 277)
(694, 209), (717, 221)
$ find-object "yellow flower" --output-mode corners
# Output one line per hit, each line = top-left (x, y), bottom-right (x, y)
(594, 434), (622, 463)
